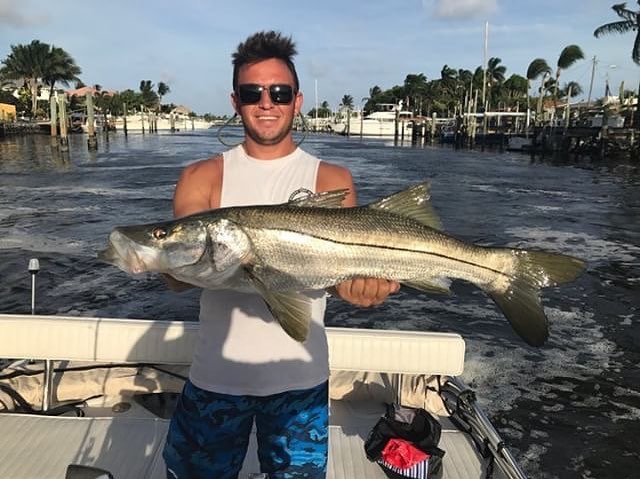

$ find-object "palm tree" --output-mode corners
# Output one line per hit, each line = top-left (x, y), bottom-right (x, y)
(527, 58), (552, 118)
(42, 46), (81, 107)
(594, 2), (640, 64)
(339, 94), (354, 110)
(340, 94), (354, 134)
(139, 80), (158, 109)
(553, 45), (584, 103)
(562, 81), (583, 99)
(486, 57), (507, 107)
(0, 40), (50, 116)
(403, 73), (428, 112)
(157, 81), (170, 108)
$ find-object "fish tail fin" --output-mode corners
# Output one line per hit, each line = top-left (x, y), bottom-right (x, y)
(488, 250), (585, 347)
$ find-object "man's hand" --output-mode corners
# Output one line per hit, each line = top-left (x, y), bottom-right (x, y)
(332, 278), (400, 307)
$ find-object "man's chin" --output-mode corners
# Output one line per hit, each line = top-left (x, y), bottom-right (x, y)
(245, 127), (290, 146)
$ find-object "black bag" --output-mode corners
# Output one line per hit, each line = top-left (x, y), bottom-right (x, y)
(364, 403), (445, 479)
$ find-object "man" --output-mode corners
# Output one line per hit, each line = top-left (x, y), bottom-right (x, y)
(163, 30), (399, 479)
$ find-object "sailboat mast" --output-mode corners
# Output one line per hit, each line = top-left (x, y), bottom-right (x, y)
(481, 21), (489, 107)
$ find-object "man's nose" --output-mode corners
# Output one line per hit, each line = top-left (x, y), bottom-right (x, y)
(258, 88), (273, 108)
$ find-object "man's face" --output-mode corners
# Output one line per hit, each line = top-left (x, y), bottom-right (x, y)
(232, 58), (302, 146)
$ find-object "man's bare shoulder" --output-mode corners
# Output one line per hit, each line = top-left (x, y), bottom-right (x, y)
(180, 154), (223, 182)
(174, 154), (223, 216)
(316, 161), (356, 206)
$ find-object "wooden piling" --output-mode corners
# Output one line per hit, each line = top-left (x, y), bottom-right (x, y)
(123, 103), (128, 136)
(170, 113), (176, 132)
(58, 95), (69, 151)
(430, 112), (437, 143)
(50, 94), (58, 138)
(86, 92), (98, 150)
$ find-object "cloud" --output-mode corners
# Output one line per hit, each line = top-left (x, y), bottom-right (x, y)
(0, 0), (49, 28)
(427, 0), (498, 19)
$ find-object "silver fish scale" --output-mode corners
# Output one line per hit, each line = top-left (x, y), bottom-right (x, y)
(219, 205), (511, 291)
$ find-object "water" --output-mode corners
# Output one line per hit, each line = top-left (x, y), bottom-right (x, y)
(1, 130), (639, 478)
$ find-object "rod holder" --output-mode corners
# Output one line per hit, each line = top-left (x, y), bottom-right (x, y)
(28, 258), (53, 412)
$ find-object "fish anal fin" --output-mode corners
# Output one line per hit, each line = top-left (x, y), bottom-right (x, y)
(486, 250), (585, 347)
(489, 280), (548, 347)
(404, 278), (452, 295)
(368, 182), (442, 230)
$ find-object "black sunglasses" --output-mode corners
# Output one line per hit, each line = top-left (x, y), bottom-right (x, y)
(236, 84), (296, 105)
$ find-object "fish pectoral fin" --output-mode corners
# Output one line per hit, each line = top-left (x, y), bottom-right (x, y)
(252, 280), (312, 342)
(367, 182), (442, 230)
(404, 278), (452, 295)
(288, 189), (350, 208)
(264, 291), (312, 342)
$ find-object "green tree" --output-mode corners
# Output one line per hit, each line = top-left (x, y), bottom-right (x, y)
(139, 80), (158, 109)
(502, 74), (528, 108)
(0, 41), (81, 117)
(403, 73), (428, 112)
(553, 45), (584, 102)
(486, 57), (507, 106)
(42, 46), (81, 104)
(307, 100), (332, 118)
(363, 85), (383, 114)
(527, 58), (552, 116)
(340, 94), (354, 109)
(562, 81), (583, 98)
(157, 81), (170, 107)
(594, 2), (640, 64)
(119, 89), (141, 112)
(0, 40), (50, 116)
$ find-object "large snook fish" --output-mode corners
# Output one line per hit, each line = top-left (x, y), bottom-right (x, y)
(98, 182), (585, 346)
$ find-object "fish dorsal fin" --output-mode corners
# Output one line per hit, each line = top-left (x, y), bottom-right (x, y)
(288, 188), (349, 208)
(368, 182), (442, 230)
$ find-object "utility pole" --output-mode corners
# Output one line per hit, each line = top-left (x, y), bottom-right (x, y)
(587, 56), (597, 107)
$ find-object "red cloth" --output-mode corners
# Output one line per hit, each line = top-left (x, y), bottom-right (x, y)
(381, 438), (430, 469)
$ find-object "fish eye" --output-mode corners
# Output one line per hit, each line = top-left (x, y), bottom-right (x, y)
(152, 227), (168, 240)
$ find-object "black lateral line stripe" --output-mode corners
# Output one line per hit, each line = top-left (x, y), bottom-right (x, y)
(269, 227), (511, 279)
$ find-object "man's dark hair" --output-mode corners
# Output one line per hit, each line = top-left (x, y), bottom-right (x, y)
(232, 31), (299, 92)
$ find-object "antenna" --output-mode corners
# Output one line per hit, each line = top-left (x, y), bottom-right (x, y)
(28, 258), (39, 315)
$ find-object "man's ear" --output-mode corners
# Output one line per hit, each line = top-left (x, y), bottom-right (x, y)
(230, 93), (240, 115)
(294, 91), (304, 116)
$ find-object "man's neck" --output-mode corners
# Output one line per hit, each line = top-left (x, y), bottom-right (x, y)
(242, 138), (297, 160)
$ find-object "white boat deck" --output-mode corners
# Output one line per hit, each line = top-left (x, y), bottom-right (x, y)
(0, 398), (489, 479)
(0, 314), (500, 479)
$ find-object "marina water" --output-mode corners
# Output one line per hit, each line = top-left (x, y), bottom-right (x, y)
(0, 129), (638, 478)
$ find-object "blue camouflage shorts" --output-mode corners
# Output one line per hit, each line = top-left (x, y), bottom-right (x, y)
(163, 379), (329, 479)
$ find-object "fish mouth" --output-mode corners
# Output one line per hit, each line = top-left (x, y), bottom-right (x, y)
(97, 230), (150, 274)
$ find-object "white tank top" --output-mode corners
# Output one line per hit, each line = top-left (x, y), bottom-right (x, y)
(188, 145), (329, 396)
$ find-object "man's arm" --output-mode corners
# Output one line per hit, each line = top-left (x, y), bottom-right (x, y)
(163, 156), (223, 291)
(316, 162), (400, 307)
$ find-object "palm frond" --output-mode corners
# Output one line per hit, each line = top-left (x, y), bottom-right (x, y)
(594, 20), (636, 37)
(612, 3), (637, 22)
(526, 58), (551, 80)
(557, 45), (584, 69)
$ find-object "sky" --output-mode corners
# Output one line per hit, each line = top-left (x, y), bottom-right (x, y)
(0, 0), (636, 115)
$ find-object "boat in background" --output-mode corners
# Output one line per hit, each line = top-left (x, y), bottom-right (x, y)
(112, 112), (214, 131)
(329, 103), (417, 137)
